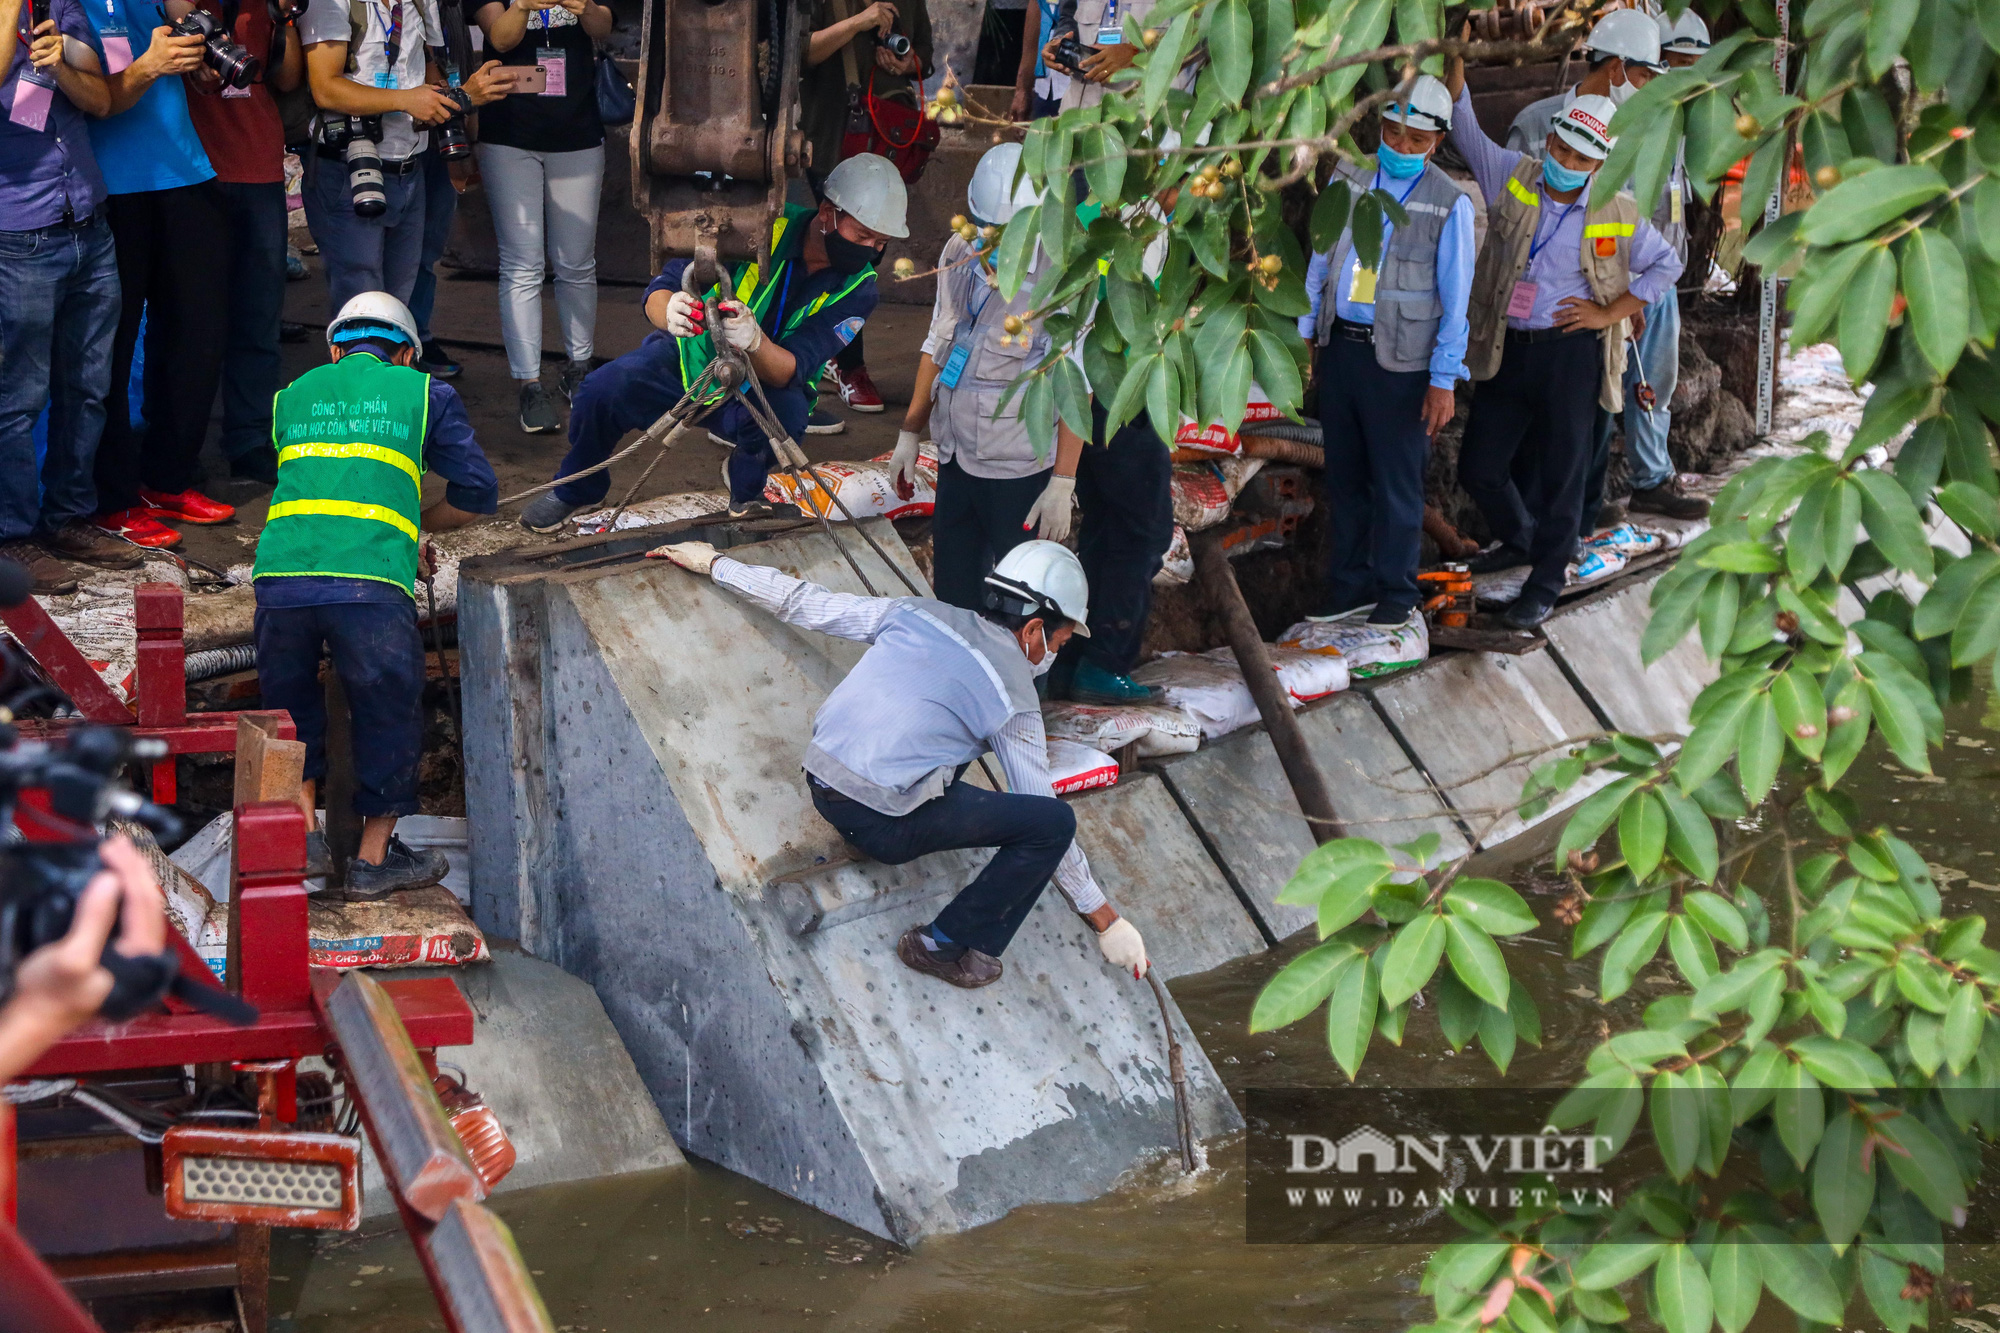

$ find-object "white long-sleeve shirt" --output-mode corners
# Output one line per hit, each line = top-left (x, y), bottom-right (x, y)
(712, 555), (1109, 915)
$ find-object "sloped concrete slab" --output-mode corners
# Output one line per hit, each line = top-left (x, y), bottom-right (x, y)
(1155, 693), (1470, 942)
(1541, 569), (1717, 739)
(1365, 647), (1606, 847)
(460, 521), (1241, 1244)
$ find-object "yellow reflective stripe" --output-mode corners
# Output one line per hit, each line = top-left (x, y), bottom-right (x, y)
(276, 441), (422, 489)
(1506, 176), (1540, 207)
(267, 499), (420, 542)
(1583, 222), (1635, 238)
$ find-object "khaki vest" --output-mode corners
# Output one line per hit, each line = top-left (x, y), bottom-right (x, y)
(933, 237), (1050, 478)
(1314, 160), (1464, 375)
(1466, 157), (1637, 412)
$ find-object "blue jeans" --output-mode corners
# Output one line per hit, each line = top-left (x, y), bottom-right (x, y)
(304, 148), (428, 313)
(0, 215), (118, 541)
(406, 148), (457, 343)
(216, 182), (289, 464)
(253, 597), (427, 817)
(554, 334), (808, 506)
(810, 777), (1077, 958)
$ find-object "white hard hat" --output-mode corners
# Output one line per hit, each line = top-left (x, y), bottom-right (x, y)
(1382, 74), (1453, 132)
(327, 291), (420, 350)
(1657, 8), (1710, 55)
(968, 143), (1038, 228)
(1586, 8), (1663, 70)
(984, 540), (1091, 635)
(1551, 94), (1618, 161)
(822, 153), (910, 240)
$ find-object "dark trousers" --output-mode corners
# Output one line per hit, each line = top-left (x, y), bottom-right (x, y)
(835, 330), (864, 371)
(98, 182), (231, 510)
(253, 599), (427, 818)
(1056, 407), (1174, 675)
(406, 148), (457, 343)
(555, 335), (804, 506)
(1316, 336), (1432, 618)
(1457, 329), (1599, 603)
(811, 779), (1076, 958)
(216, 181), (288, 466)
(930, 457), (1050, 612)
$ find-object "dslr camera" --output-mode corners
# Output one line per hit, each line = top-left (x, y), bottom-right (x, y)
(873, 29), (911, 59)
(435, 84), (474, 161)
(322, 114), (388, 216)
(165, 7), (263, 90)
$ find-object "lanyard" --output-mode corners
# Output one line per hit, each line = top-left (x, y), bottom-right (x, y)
(1526, 195), (1579, 265)
(368, 0), (403, 67)
(768, 263), (795, 335)
(966, 273), (997, 327)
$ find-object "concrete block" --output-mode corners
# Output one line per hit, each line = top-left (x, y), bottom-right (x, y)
(1541, 568), (1718, 739)
(355, 948), (684, 1217)
(1364, 647), (1608, 847)
(458, 519), (1241, 1243)
(1154, 692), (1470, 942)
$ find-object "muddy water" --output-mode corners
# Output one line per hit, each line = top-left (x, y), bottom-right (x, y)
(273, 694), (2000, 1332)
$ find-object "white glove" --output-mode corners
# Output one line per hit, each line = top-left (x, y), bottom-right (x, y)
(646, 540), (719, 575)
(890, 429), (922, 499)
(1023, 473), (1076, 542)
(1096, 916), (1148, 977)
(662, 290), (703, 339)
(770, 434), (810, 470)
(716, 299), (765, 353)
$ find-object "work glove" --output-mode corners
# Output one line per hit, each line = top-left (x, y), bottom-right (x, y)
(889, 429), (922, 501)
(1096, 916), (1148, 978)
(715, 298), (765, 353)
(646, 540), (719, 575)
(418, 539), (439, 580)
(1022, 473), (1076, 543)
(662, 290), (704, 339)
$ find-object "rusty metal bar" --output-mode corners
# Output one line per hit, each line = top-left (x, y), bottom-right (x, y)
(426, 1198), (558, 1333)
(1191, 531), (1346, 844)
(318, 972), (486, 1221)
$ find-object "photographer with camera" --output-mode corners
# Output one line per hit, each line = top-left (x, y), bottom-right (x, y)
(180, 0), (306, 486)
(299, 0), (506, 312)
(0, 0), (129, 594)
(79, 0), (242, 554)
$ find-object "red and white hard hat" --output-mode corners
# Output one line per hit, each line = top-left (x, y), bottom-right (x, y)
(1551, 94), (1618, 162)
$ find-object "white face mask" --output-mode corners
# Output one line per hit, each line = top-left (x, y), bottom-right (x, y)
(1023, 623), (1056, 676)
(1607, 73), (1637, 105)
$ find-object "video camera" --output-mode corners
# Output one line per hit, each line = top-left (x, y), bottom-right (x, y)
(165, 6), (263, 90)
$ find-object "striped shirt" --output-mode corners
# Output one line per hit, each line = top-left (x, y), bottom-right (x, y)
(713, 556), (1107, 914)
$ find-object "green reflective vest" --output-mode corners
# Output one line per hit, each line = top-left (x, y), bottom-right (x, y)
(254, 353), (430, 596)
(674, 205), (876, 404)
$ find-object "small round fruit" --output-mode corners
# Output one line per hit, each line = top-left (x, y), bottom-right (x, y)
(936, 87), (957, 107)
(949, 214), (969, 232)
(1257, 254), (1283, 275)
(1142, 26), (1159, 46)
(1221, 158), (1242, 178)
(1003, 314), (1025, 334)
(980, 225), (999, 242)
(1734, 113), (1761, 138)
(892, 257), (916, 278)
(997, 333), (1013, 347)
(1813, 164), (1840, 189)
(1200, 163), (1221, 183)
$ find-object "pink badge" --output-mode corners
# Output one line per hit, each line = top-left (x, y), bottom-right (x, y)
(536, 47), (564, 96)
(102, 34), (132, 72)
(1505, 280), (1537, 320)
(8, 74), (54, 131)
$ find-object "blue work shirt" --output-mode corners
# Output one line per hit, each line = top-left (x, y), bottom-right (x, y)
(644, 252), (877, 446)
(1298, 166), (1477, 388)
(0, 0), (108, 229)
(79, 0), (214, 195)
(1448, 85), (1683, 332)
(255, 377), (500, 609)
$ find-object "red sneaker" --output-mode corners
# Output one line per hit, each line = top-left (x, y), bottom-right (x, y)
(828, 364), (885, 412)
(139, 487), (236, 524)
(93, 507), (183, 549)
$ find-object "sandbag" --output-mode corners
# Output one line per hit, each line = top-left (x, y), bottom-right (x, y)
(1042, 700), (1203, 757)
(1172, 381), (1287, 457)
(1277, 614), (1430, 678)
(1047, 738), (1120, 794)
(764, 447), (939, 521)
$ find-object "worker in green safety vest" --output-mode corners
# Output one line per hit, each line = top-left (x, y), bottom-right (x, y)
(251, 292), (500, 899)
(519, 153), (909, 532)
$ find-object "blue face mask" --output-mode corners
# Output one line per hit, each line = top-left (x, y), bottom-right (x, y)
(1377, 142), (1427, 180)
(1542, 154), (1594, 194)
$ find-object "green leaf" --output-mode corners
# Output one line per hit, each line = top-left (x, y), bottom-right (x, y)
(1278, 838), (1395, 903)
(1650, 1071), (1701, 1180)
(1867, 0), (1923, 75)
(1325, 940), (1380, 1079)
(1442, 878), (1539, 935)
(1476, 996), (1517, 1075)
(1206, 0), (1254, 104)
(1144, 351), (1181, 446)
(1750, 1234), (1845, 1324)
(1313, 863), (1387, 938)
(1706, 1240), (1762, 1333)
(1379, 912), (1446, 1007)
(1435, 966), (1483, 1050)
(1658, 784), (1720, 884)
(1618, 790), (1668, 882)
(1879, 1112), (1969, 1219)
(1903, 228), (1972, 374)
(1676, 686), (1756, 793)
(1943, 979), (1986, 1073)
(1443, 915), (1510, 1009)
(1800, 163), (1951, 244)
(1812, 1109), (1875, 1244)
(1602, 911), (1671, 1002)
(1246, 330), (1303, 423)
(1839, 243), (1898, 379)
(1308, 179), (1352, 252)
(994, 203), (1042, 299)
(1653, 1243), (1714, 1333)
(1770, 667), (1828, 762)
(1574, 1238), (1668, 1290)
(1938, 478), (2000, 539)
(1249, 941), (1358, 1032)
(1668, 913), (1721, 987)
(1735, 691), (1783, 807)
(1696, 540), (1781, 574)
(1773, 1061), (1825, 1169)
(1789, 1034), (1895, 1089)
(1684, 891), (1748, 950)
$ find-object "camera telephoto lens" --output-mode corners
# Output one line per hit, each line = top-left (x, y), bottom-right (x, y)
(436, 85), (473, 162)
(345, 117), (386, 218)
(169, 9), (263, 89)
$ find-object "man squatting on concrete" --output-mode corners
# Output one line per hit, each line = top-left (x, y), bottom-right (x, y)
(1445, 60), (1683, 631)
(252, 293), (499, 897)
(1298, 74), (1473, 633)
(1504, 8), (1712, 527)
(519, 153), (907, 531)
(651, 537), (1151, 991)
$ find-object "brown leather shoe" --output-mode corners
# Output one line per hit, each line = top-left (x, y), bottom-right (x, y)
(0, 540), (78, 595)
(1628, 478), (1711, 520)
(896, 927), (1003, 989)
(43, 520), (143, 569)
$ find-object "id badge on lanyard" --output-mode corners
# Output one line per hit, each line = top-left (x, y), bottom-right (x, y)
(534, 8), (565, 95)
(937, 317), (975, 389)
(9, 65), (56, 131)
(1095, 0), (1121, 45)
(96, 0), (132, 73)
